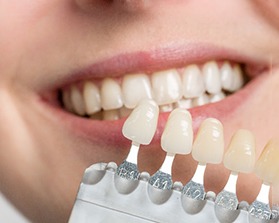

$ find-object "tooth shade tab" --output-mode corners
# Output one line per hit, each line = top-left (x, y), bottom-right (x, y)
(122, 99), (159, 145)
(161, 108), (193, 155)
(191, 163), (206, 185)
(151, 69), (182, 105)
(254, 139), (279, 184)
(215, 173), (239, 211)
(126, 143), (140, 164)
(192, 118), (224, 164)
(249, 183), (272, 220)
(122, 74), (152, 109)
(224, 129), (256, 173)
(182, 164), (206, 200)
(223, 172), (238, 194)
(159, 153), (175, 175)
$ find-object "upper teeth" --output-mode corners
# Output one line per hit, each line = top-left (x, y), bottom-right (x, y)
(62, 60), (245, 120)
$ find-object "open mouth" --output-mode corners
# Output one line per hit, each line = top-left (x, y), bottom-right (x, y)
(40, 43), (270, 146)
(38, 42), (272, 143)
(60, 60), (247, 121)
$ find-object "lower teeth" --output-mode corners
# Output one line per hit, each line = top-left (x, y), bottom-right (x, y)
(67, 90), (231, 121)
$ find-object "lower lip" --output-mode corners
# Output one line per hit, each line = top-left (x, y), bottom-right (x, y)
(40, 72), (267, 150)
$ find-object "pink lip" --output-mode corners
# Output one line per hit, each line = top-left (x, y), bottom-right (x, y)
(40, 43), (269, 150)
(54, 42), (266, 89)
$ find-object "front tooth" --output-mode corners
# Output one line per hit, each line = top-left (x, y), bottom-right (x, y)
(151, 69), (182, 105)
(83, 81), (101, 115)
(101, 78), (123, 110)
(220, 62), (234, 91)
(122, 99), (159, 145)
(182, 65), (205, 98)
(161, 108), (193, 155)
(254, 139), (279, 184)
(192, 118), (224, 164)
(223, 129), (256, 173)
(70, 85), (86, 116)
(122, 74), (153, 109)
(202, 61), (222, 94)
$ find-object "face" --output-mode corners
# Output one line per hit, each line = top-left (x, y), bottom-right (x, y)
(1, 0), (279, 222)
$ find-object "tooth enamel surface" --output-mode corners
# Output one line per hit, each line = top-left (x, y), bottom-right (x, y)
(192, 93), (209, 107)
(161, 108), (193, 155)
(70, 85), (86, 116)
(174, 99), (192, 109)
(254, 139), (279, 184)
(210, 92), (225, 103)
(83, 81), (101, 115)
(192, 118), (224, 164)
(231, 64), (244, 91)
(122, 74), (153, 109)
(220, 62), (234, 91)
(151, 69), (182, 105)
(101, 78), (123, 110)
(122, 100), (159, 145)
(182, 65), (205, 98)
(202, 61), (222, 94)
(223, 129), (256, 173)
(62, 60), (246, 119)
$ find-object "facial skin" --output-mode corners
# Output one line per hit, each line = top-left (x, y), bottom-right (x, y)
(0, 0), (279, 222)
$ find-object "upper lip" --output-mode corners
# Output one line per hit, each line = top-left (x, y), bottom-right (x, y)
(52, 42), (268, 90)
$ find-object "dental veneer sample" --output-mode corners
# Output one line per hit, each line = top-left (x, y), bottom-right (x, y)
(122, 99), (159, 145)
(161, 108), (193, 155)
(192, 118), (224, 164)
(223, 129), (256, 173)
(254, 139), (279, 184)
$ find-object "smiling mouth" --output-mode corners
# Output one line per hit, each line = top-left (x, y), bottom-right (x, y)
(41, 43), (270, 148)
(60, 60), (247, 120)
